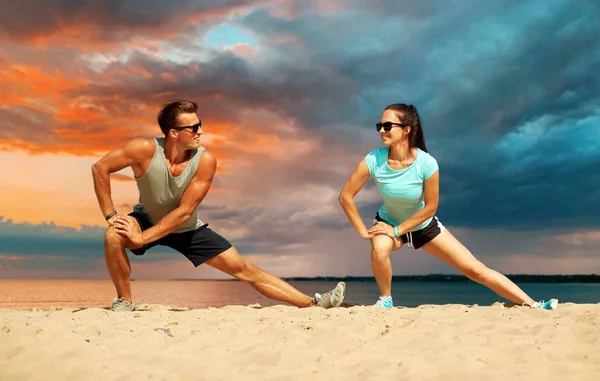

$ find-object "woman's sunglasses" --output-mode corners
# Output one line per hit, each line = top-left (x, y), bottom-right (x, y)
(173, 121), (202, 134)
(376, 122), (408, 132)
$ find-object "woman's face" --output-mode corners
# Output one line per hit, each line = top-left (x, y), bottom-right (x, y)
(378, 110), (410, 146)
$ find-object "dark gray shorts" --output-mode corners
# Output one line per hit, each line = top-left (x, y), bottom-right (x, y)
(374, 213), (444, 249)
(127, 211), (232, 267)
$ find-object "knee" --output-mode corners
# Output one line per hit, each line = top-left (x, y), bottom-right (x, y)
(104, 227), (125, 247)
(371, 243), (391, 261)
(462, 263), (489, 283)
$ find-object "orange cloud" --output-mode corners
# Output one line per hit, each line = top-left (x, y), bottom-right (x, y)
(0, 63), (155, 155)
(1, 29), (304, 169)
(160, 72), (177, 83)
(2, 53), (294, 163)
(1, 57), (246, 158)
(3, 65), (87, 97)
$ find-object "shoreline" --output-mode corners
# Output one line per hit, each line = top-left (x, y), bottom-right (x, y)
(2, 274), (600, 283)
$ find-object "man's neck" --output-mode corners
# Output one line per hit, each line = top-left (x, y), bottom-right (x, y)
(163, 137), (190, 164)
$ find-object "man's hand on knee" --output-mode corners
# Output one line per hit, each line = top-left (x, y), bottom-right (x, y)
(113, 216), (145, 249)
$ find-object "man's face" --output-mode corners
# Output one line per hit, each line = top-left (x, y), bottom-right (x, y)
(173, 113), (203, 148)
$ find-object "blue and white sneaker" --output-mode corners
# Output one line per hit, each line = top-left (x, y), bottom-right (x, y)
(529, 298), (558, 310)
(374, 296), (393, 309)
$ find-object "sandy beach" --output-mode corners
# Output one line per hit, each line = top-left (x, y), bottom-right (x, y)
(1, 302), (599, 381)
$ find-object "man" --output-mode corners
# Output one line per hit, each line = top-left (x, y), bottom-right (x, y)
(92, 99), (346, 311)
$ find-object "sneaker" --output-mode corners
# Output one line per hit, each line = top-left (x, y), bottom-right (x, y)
(110, 297), (135, 312)
(314, 282), (346, 308)
(374, 296), (393, 309)
(528, 298), (558, 310)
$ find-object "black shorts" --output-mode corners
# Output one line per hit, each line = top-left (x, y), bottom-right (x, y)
(127, 211), (232, 267)
(373, 213), (444, 249)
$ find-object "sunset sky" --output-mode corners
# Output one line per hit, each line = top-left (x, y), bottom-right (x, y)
(1, 0), (599, 279)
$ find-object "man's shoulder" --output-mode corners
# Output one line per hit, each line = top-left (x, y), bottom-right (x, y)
(197, 147), (217, 167)
(198, 147), (215, 159)
(123, 137), (157, 157)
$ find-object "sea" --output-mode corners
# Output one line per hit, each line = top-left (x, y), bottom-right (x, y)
(0, 279), (598, 309)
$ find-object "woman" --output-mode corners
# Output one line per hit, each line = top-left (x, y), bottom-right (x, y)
(338, 103), (557, 310)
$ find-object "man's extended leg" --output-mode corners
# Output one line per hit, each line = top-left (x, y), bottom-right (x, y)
(206, 247), (345, 308)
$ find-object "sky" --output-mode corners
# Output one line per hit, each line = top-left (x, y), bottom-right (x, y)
(0, 0), (599, 279)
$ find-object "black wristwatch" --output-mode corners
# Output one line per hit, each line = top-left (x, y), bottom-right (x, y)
(105, 210), (117, 221)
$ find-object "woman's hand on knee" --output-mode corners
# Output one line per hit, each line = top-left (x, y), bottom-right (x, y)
(360, 230), (374, 240)
(368, 222), (395, 239)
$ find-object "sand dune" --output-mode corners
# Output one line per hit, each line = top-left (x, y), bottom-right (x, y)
(1, 303), (599, 380)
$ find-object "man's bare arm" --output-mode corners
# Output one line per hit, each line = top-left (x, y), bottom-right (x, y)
(91, 138), (154, 222)
(138, 149), (217, 244)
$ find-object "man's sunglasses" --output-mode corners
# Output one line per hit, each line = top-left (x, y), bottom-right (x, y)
(173, 121), (202, 134)
(376, 122), (408, 132)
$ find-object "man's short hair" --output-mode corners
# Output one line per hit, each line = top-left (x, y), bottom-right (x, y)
(157, 99), (198, 135)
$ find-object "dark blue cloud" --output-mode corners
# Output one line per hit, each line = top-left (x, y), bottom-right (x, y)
(230, 0), (600, 230)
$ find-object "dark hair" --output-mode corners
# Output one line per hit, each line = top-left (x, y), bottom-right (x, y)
(157, 99), (198, 136)
(384, 103), (428, 152)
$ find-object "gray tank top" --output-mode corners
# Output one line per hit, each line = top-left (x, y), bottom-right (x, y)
(134, 138), (205, 233)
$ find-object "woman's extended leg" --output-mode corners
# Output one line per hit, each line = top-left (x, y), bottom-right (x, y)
(421, 229), (536, 305)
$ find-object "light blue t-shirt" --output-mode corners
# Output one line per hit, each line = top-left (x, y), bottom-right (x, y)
(365, 147), (439, 231)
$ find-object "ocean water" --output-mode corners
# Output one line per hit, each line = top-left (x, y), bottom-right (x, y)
(0, 279), (598, 309)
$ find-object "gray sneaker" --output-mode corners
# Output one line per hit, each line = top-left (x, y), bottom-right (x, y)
(314, 282), (346, 308)
(110, 297), (135, 312)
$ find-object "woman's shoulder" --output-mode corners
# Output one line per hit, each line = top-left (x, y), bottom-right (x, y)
(364, 147), (388, 174)
(417, 148), (437, 163)
(416, 148), (439, 178)
(368, 146), (389, 160)
(367, 146), (388, 155)
(365, 147), (388, 160)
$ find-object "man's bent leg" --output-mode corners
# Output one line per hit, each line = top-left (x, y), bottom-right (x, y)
(206, 247), (345, 308)
(104, 216), (143, 311)
(104, 226), (133, 301)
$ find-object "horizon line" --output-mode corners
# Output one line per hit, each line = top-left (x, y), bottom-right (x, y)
(1, 273), (598, 281)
